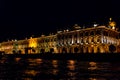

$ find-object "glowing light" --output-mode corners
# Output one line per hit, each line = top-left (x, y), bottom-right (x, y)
(29, 38), (37, 48)
(66, 29), (69, 32)
(15, 39), (17, 41)
(93, 24), (97, 27)
(88, 62), (97, 70)
(110, 22), (116, 27)
(112, 26), (115, 30)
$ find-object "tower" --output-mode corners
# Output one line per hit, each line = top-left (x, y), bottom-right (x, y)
(108, 18), (116, 30)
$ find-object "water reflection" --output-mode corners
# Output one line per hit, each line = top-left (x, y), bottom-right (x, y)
(88, 62), (97, 70)
(52, 60), (59, 75)
(66, 60), (77, 79)
(0, 57), (120, 80)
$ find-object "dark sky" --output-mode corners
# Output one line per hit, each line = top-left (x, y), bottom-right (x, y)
(0, 0), (120, 42)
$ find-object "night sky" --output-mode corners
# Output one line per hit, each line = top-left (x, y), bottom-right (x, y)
(0, 0), (120, 42)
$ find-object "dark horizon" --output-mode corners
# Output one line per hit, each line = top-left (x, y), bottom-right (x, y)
(0, 0), (120, 42)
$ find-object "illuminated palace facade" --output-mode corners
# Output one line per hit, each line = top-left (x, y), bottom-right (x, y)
(0, 19), (120, 54)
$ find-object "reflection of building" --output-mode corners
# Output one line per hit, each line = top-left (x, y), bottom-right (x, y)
(0, 18), (120, 54)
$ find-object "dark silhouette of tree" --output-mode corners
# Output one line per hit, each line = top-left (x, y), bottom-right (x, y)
(109, 44), (116, 53)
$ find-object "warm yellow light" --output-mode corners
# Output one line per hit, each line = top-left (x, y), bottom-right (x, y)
(112, 26), (115, 30)
(29, 38), (37, 48)
(109, 17), (112, 21)
(110, 21), (116, 27)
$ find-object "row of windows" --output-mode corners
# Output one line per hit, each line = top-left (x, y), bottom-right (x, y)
(39, 38), (57, 43)
(62, 47), (101, 53)
(58, 30), (119, 40)
(57, 38), (101, 46)
(58, 30), (102, 39)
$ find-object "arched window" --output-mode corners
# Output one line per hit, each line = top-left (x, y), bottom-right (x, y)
(96, 29), (101, 35)
(50, 48), (54, 53)
(80, 46), (83, 53)
(90, 31), (94, 36)
(86, 38), (88, 43)
(91, 47), (94, 53)
(85, 32), (88, 36)
(80, 32), (83, 37)
(97, 37), (100, 42)
(40, 49), (45, 53)
(74, 33), (77, 43)
(97, 47), (100, 53)
(69, 48), (72, 53)
(81, 38), (83, 43)
(62, 47), (67, 53)
(103, 31), (108, 36)
(86, 47), (88, 53)
(91, 37), (94, 42)
(74, 47), (79, 53)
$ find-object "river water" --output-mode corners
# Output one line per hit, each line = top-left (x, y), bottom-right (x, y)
(0, 57), (120, 80)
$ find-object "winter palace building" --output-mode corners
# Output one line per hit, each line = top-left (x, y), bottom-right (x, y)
(0, 18), (120, 54)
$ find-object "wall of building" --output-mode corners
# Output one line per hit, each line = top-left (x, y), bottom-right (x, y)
(0, 25), (120, 54)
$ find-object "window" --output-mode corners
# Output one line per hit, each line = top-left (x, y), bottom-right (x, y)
(91, 47), (94, 53)
(86, 38), (88, 43)
(97, 47), (100, 53)
(58, 35), (61, 40)
(61, 35), (64, 40)
(81, 38), (83, 43)
(69, 35), (72, 38)
(74, 33), (77, 43)
(91, 37), (94, 42)
(97, 37), (100, 42)
(74, 33), (77, 38)
(103, 31), (108, 36)
(80, 46), (83, 53)
(80, 32), (83, 37)
(85, 32), (88, 36)
(74, 47), (79, 53)
(96, 30), (101, 35)
(54, 38), (56, 41)
(90, 31), (94, 35)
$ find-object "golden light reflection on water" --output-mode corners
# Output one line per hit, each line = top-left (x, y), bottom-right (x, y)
(89, 78), (97, 80)
(52, 69), (59, 75)
(15, 57), (21, 62)
(22, 78), (33, 80)
(23, 58), (42, 78)
(68, 60), (75, 65)
(89, 78), (106, 80)
(67, 60), (76, 70)
(52, 60), (58, 68)
(88, 62), (98, 70)
(52, 60), (59, 75)
(1, 58), (116, 80)
(67, 60), (77, 80)
(25, 70), (38, 76)
(35, 58), (42, 64)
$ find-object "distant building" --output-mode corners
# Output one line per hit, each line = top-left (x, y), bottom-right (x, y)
(0, 18), (120, 54)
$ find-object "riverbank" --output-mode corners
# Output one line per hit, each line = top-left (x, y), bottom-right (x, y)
(1, 53), (120, 61)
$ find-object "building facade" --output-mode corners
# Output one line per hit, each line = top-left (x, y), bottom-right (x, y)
(57, 25), (120, 53)
(0, 19), (120, 54)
